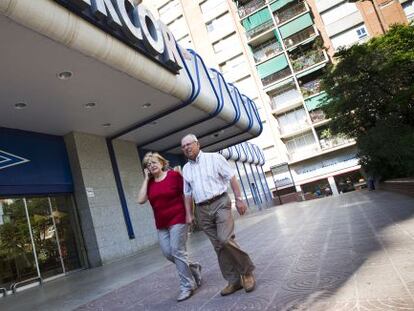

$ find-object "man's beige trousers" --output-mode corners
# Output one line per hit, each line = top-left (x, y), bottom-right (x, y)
(196, 194), (255, 284)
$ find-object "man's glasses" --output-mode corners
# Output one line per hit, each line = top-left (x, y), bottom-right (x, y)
(181, 141), (197, 149)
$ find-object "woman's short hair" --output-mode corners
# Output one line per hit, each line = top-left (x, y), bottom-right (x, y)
(142, 152), (169, 171)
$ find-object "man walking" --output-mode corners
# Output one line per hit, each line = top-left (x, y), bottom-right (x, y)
(181, 134), (256, 296)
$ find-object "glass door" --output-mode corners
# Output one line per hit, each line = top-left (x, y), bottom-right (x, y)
(0, 198), (39, 290)
(0, 194), (83, 292)
(26, 197), (64, 279)
(50, 196), (82, 271)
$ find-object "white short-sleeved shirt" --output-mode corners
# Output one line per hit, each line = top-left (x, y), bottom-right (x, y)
(182, 151), (235, 204)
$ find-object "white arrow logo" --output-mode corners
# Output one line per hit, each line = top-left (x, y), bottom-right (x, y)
(0, 149), (30, 170)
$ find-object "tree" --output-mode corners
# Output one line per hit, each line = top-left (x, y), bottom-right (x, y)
(320, 24), (414, 179)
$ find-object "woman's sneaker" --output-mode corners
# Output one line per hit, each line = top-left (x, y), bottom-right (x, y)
(177, 289), (193, 302)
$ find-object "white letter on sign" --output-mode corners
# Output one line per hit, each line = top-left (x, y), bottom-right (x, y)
(115, 0), (143, 43)
(137, 4), (164, 56)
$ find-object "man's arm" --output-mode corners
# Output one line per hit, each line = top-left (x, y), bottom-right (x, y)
(230, 176), (247, 215)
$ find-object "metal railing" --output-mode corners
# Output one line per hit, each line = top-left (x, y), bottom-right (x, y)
(291, 49), (326, 72)
(11, 277), (42, 293)
(246, 19), (274, 40)
(252, 39), (283, 63)
(300, 79), (322, 98)
(261, 67), (292, 86)
(238, 0), (267, 18)
(274, 1), (307, 24)
(309, 109), (326, 123)
(284, 26), (316, 48)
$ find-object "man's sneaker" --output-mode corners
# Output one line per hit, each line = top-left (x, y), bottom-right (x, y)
(220, 282), (243, 296)
(241, 272), (256, 293)
(177, 289), (192, 302)
(190, 263), (202, 287)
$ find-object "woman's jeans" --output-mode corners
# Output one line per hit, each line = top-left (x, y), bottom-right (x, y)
(158, 223), (197, 292)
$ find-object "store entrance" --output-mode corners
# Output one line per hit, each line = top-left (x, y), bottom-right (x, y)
(0, 195), (83, 293)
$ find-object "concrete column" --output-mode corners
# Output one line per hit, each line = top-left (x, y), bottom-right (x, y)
(295, 184), (305, 201)
(112, 140), (158, 251)
(64, 132), (158, 266)
(328, 176), (339, 195)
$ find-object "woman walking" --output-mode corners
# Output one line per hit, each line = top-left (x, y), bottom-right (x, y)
(138, 152), (201, 302)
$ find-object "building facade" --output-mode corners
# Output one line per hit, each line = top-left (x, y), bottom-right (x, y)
(148, 0), (409, 202)
(234, 0), (408, 202)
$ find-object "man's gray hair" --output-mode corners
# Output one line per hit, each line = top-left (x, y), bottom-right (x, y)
(182, 134), (198, 143)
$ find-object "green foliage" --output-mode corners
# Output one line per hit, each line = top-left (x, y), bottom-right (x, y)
(320, 24), (414, 179)
(358, 122), (414, 178)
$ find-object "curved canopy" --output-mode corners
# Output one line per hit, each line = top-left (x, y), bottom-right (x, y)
(219, 142), (265, 165)
(0, 0), (262, 154)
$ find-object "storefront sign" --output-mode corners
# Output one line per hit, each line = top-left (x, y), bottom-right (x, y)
(271, 163), (294, 188)
(295, 154), (358, 176)
(0, 128), (73, 196)
(54, 0), (183, 73)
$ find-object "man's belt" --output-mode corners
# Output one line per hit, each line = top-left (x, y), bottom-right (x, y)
(196, 192), (227, 206)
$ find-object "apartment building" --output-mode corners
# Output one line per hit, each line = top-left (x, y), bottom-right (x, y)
(144, 0), (286, 193)
(146, 0), (408, 202)
(314, 0), (408, 54)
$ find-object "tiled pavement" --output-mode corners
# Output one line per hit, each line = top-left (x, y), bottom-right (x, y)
(2, 190), (414, 310)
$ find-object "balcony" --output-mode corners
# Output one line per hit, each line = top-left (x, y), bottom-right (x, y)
(304, 91), (328, 114)
(238, 0), (267, 19)
(309, 109), (326, 123)
(320, 136), (354, 150)
(222, 63), (251, 83)
(252, 39), (283, 63)
(261, 67), (292, 87)
(246, 19), (274, 40)
(288, 145), (319, 162)
(202, 0), (228, 22)
(300, 78), (322, 98)
(270, 87), (302, 112)
(280, 122), (311, 136)
(291, 49), (326, 73)
(274, 1), (307, 25)
(284, 26), (316, 48)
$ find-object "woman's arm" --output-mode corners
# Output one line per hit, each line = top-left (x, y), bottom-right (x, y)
(184, 195), (194, 224)
(137, 169), (150, 204)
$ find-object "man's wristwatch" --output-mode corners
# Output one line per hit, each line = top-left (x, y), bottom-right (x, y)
(235, 196), (243, 201)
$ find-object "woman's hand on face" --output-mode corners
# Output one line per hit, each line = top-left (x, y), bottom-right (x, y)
(144, 168), (151, 180)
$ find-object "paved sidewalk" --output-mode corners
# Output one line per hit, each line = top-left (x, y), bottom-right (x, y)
(1, 190), (414, 310)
